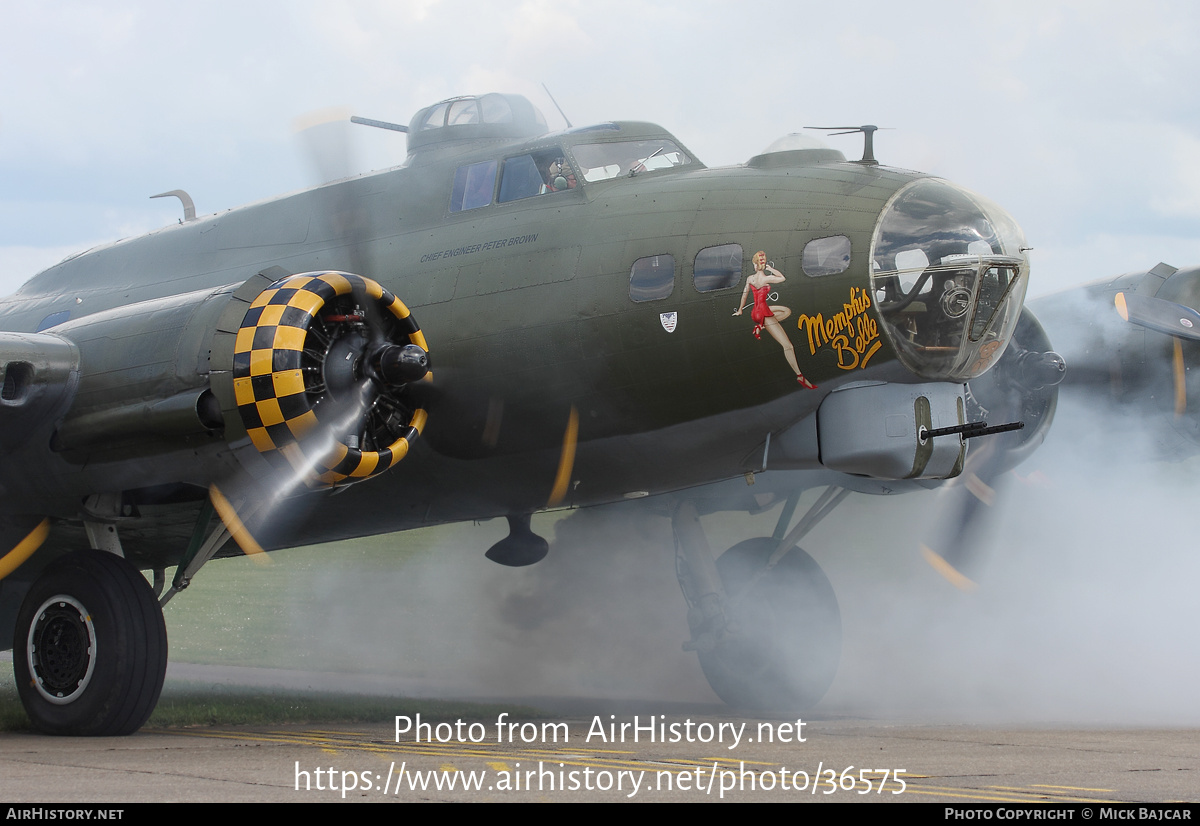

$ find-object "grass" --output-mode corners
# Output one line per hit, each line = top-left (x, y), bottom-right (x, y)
(148, 685), (543, 729)
(161, 529), (432, 670)
(1, 503), (806, 732)
(1, 520), (550, 731)
(0, 672), (32, 732)
(0, 668), (542, 731)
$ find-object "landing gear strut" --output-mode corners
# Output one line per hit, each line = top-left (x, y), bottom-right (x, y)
(14, 550), (167, 736)
(673, 487), (846, 710)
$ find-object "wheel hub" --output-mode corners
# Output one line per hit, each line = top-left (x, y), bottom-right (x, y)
(27, 595), (97, 705)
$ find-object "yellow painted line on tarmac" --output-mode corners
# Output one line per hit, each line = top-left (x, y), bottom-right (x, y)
(160, 729), (507, 762)
(702, 757), (778, 767)
(904, 787), (1066, 803)
(170, 726), (642, 761)
(1032, 783), (1116, 792)
(159, 729), (351, 748)
(171, 727), (943, 790)
(904, 783), (1115, 803)
(987, 784), (1117, 797)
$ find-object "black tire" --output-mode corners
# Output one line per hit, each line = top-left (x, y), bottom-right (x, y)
(697, 537), (841, 711)
(13, 550), (167, 736)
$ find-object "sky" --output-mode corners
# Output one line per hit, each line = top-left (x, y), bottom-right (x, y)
(2, 0), (1199, 298)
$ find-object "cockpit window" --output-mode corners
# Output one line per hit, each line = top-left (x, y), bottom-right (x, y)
(450, 160), (497, 212)
(498, 149), (577, 203)
(870, 179), (1028, 381)
(571, 140), (691, 182)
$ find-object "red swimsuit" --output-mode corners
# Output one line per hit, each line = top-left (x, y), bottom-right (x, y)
(750, 284), (773, 339)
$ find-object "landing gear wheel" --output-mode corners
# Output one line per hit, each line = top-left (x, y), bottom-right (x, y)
(697, 537), (841, 711)
(13, 550), (168, 736)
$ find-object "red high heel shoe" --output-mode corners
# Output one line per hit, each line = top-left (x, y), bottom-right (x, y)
(797, 374), (817, 390)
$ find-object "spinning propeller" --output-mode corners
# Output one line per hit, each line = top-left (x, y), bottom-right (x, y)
(162, 113), (432, 594)
(921, 309), (1065, 588)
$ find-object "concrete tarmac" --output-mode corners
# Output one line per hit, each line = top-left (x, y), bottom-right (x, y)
(1, 695), (1196, 803)
(4, 459), (1200, 804)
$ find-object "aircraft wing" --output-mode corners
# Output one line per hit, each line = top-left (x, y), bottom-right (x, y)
(1028, 262), (1200, 458)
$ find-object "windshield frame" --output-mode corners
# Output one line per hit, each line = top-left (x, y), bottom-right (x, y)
(869, 178), (1029, 381)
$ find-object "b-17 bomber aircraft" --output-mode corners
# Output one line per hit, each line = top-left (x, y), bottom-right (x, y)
(0, 93), (1065, 735)
(1027, 262), (1200, 459)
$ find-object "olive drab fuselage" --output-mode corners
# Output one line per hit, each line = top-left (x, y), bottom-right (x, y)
(0, 96), (1031, 567)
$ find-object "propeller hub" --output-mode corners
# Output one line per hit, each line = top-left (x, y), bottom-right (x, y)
(1015, 349), (1066, 390)
(323, 331), (368, 401)
(371, 343), (429, 386)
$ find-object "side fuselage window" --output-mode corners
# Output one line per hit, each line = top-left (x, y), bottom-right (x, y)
(450, 161), (497, 212)
(802, 235), (851, 277)
(693, 244), (743, 292)
(629, 254), (676, 302)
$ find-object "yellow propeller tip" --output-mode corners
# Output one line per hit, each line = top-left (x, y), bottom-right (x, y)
(546, 406), (579, 507)
(920, 545), (978, 592)
(1114, 292), (1129, 322)
(209, 484), (268, 560)
(964, 472), (996, 506)
(0, 518), (50, 582)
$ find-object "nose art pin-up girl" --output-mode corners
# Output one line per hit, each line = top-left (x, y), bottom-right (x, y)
(734, 251), (817, 389)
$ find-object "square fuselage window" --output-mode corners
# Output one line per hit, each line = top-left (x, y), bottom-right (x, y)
(629, 254), (676, 302)
(693, 244), (743, 292)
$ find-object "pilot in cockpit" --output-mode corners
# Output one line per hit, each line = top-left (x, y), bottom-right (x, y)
(542, 156), (577, 193)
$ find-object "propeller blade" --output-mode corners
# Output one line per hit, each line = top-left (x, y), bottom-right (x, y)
(293, 107), (358, 184)
(922, 308), (1063, 589)
(921, 546), (978, 592)
(547, 405), (578, 507)
(1175, 337), (1187, 417)
(186, 378), (380, 586)
(919, 441), (1006, 591)
(0, 517), (50, 581)
(208, 484), (270, 564)
(294, 109), (370, 279)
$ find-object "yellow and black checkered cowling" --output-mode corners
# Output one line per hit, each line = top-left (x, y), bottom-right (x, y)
(231, 272), (429, 488)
